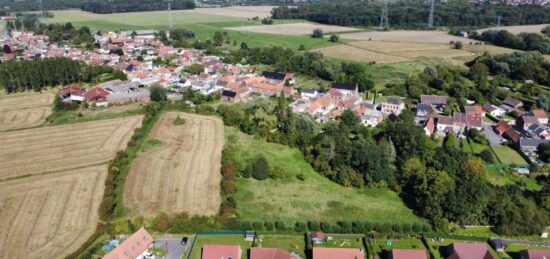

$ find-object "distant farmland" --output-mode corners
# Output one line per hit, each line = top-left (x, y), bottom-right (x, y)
(0, 166), (106, 259)
(0, 116), (142, 180)
(226, 22), (360, 36)
(125, 112), (224, 217)
(0, 93), (54, 131)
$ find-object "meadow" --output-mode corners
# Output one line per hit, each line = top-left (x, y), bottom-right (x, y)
(46, 9), (338, 50)
(226, 127), (426, 226)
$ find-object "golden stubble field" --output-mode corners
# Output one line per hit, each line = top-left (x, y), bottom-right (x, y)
(124, 112), (224, 217)
(0, 116), (143, 180)
(0, 165), (107, 259)
(0, 93), (54, 131)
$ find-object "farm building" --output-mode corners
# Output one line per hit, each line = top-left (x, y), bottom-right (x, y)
(103, 227), (154, 259)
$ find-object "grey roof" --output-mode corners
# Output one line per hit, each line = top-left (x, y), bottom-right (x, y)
(416, 103), (432, 113)
(385, 98), (403, 105)
(420, 95), (448, 105)
(520, 138), (548, 148)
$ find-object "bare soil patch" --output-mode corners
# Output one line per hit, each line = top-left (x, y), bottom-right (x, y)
(226, 22), (359, 36)
(124, 112), (224, 217)
(0, 93), (54, 131)
(0, 116), (142, 180)
(0, 165), (106, 259)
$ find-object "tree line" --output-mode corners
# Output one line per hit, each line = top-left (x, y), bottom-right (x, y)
(0, 57), (124, 93)
(472, 29), (550, 54)
(271, 1), (550, 28)
(80, 0), (195, 14)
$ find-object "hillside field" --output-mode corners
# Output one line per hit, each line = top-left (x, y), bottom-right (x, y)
(0, 93), (54, 131)
(0, 166), (106, 259)
(0, 115), (142, 180)
(124, 112), (224, 217)
(45, 9), (337, 50)
(226, 127), (425, 225)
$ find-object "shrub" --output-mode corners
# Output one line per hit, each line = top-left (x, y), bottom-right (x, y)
(364, 222), (373, 232)
(152, 213), (172, 232)
(402, 222), (412, 233)
(276, 221), (286, 230)
(308, 220), (320, 231)
(270, 166), (286, 180)
(253, 221), (264, 230)
(329, 34), (340, 42)
(252, 156), (270, 180)
(412, 222), (423, 232)
(312, 28), (323, 38)
(173, 115), (186, 126)
(297, 173), (306, 181)
(265, 221), (275, 231)
(352, 222), (365, 233)
(321, 221), (331, 232)
(295, 222), (307, 232)
(242, 166), (252, 178)
(298, 44), (306, 51)
(340, 221), (352, 233)
(241, 221), (253, 230)
(392, 223), (402, 233)
(226, 196), (237, 208)
(480, 148), (495, 163)
(150, 85), (168, 102)
(454, 41), (463, 49)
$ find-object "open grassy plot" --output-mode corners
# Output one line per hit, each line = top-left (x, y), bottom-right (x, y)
(0, 93), (54, 131)
(371, 238), (427, 258)
(226, 22), (360, 36)
(124, 112), (224, 217)
(188, 234), (253, 259)
(255, 235), (307, 258)
(477, 23), (550, 34)
(366, 61), (426, 89)
(46, 9), (336, 50)
(316, 45), (412, 64)
(0, 165), (106, 259)
(227, 127), (425, 225)
(491, 146), (528, 165)
(0, 115), (142, 180)
(461, 139), (488, 155)
(486, 167), (542, 191)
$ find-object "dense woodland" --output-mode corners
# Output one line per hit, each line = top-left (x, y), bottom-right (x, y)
(80, 0), (195, 14)
(472, 29), (550, 54)
(0, 58), (126, 93)
(0, 0), (84, 12)
(272, 1), (550, 28)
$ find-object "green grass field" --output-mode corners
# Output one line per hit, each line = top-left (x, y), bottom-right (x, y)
(188, 234), (253, 259)
(313, 234), (365, 249)
(485, 167), (542, 191)
(491, 146), (528, 165)
(226, 127), (426, 226)
(46, 10), (337, 50)
(365, 61), (426, 90)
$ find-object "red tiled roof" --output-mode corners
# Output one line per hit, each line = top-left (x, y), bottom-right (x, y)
(424, 117), (435, 134)
(495, 120), (510, 135)
(504, 127), (521, 143)
(523, 249), (550, 259)
(202, 244), (241, 259)
(250, 247), (297, 259)
(391, 249), (427, 259)
(448, 243), (495, 259)
(59, 85), (86, 97)
(532, 109), (548, 120)
(85, 86), (109, 102)
(465, 105), (484, 116)
(312, 247), (363, 259)
(103, 227), (153, 259)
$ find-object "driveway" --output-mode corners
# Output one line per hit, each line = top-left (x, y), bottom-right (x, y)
(155, 238), (188, 259)
(482, 121), (503, 146)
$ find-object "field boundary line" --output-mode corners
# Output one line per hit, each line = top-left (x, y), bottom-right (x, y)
(0, 162), (109, 183)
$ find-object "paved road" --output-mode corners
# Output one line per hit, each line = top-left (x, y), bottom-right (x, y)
(483, 121), (503, 146)
(156, 238), (187, 259)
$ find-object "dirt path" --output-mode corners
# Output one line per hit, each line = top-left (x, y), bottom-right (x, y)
(124, 112), (224, 217)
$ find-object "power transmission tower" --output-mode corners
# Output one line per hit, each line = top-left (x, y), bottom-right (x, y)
(497, 15), (502, 28)
(38, 0), (43, 19)
(427, 0), (435, 29)
(167, 0), (173, 32)
(379, 0), (389, 30)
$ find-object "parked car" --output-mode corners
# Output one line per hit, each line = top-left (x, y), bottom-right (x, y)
(181, 237), (188, 245)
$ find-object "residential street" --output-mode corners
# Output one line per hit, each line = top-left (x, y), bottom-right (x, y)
(483, 121), (503, 146)
(155, 238), (188, 259)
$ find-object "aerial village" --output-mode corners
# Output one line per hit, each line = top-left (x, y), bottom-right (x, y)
(2, 28), (549, 170)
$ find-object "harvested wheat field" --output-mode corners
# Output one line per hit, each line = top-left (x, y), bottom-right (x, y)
(316, 45), (412, 64)
(0, 116), (142, 180)
(226, 22), (359, 36)
(339, 30), (480, 44)
(477, 23), (550, 34)
(0, 93), (54, 131)
(0, 165), (106, 259)
(125, 112), (224, 217)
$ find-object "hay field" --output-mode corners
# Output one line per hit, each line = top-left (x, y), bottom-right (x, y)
(190, 6), (274, 18)
(477, 23), (550, 34)
(226, 22), (359, 36)
(0, 165), (106, 259)
(0, 93), (54, 131)
(317, 41), (476, 65)
(0, 116), (142, 180)
(124, 112), (224, 216)
(339, 30), (479, 44)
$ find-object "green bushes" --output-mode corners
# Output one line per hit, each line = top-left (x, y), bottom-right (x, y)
(252, 156), (270, 180)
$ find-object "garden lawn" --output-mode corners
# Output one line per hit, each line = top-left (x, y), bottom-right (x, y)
(188, 235), (253, 259)
(371, 238), (427, 257)
(314, 234), (365, 249)
(485, 167), (542, 191)
(255, 235), (307, 258)
(491, 146), (528, 165)
(226, 127), (426, 226)
(461, 139), (487, 155)
(46, 10), (337, 50)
